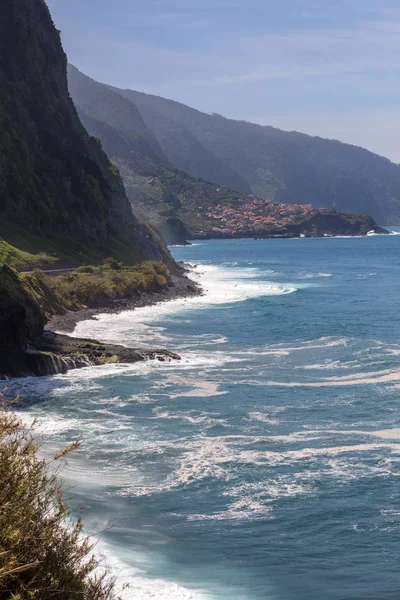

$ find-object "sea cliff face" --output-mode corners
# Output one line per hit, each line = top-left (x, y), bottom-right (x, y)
(0, 266), (46, 377)
(0, 0), (170, 266)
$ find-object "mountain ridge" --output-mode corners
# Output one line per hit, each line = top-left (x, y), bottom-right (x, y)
(111, 84), (400, 225)
(68, 65), (386, 241)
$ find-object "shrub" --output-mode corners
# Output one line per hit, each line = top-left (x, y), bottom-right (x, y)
(73, 265), (99, 274)
(102, 258), (122, 271)
(0, 405), (118, 599)
(42, 261), (170, 309)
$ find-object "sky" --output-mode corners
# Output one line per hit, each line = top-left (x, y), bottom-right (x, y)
(47, 0), (400, 162)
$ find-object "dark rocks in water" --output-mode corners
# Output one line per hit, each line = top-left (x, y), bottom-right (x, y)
(0, 266), (181, 379)
(0, 266), (46, 377)
(32, 331), (181, 374)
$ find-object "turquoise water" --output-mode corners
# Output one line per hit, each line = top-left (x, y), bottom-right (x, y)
(10, 234), (400, 599)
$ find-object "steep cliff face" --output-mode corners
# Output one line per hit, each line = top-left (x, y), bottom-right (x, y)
(0, 0), (167, 265)
(0, 266), (46, 377)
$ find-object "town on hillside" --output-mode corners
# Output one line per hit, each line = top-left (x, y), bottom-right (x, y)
(196, 196), (313, 236)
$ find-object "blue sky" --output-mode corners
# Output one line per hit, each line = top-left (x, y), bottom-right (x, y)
(48, 0), (400, 161)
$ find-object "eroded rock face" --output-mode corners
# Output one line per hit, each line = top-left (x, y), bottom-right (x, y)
(0, 266), (181, 378)
(0, 266), (46, 377)
(34, 332), (181, 370)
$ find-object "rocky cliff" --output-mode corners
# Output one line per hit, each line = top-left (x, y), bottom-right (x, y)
(0, 266), (46, 377)
(0, 0), (168, 266)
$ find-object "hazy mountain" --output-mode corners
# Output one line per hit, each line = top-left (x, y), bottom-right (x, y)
(115, 89), (400, 225)
(68, 66), (254, 243)
(68, 66), (384, 242)
(0, 0), (168, 266)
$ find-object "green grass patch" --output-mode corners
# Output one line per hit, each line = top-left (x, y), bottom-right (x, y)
(38, 260), (169, 309)
(0, 239), (57, 269)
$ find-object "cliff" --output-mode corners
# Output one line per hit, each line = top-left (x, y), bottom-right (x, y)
(0, 266), (46, 377)
(0, 0), (168, 266)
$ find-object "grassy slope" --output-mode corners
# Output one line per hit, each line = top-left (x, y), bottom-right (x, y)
(38, 261), (170, 310)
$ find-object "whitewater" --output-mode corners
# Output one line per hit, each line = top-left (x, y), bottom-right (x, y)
(9, 234), (400, 599)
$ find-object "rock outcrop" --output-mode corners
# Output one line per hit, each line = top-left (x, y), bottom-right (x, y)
(0, 266), (180, 379)
(0, 266), (46, 377)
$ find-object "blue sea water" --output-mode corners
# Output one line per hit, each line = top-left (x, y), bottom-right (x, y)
(10, 233), (400, 599)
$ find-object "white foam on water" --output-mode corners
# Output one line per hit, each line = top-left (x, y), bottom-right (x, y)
(70, 263), (298, 345)
(187, 498), (273, 522)
(243, 336), (351, 358)
(320, 428), (400, 440)
(152, 408), (226, 427)
(296, 272), (333, 279)
(93, 539), (209, 600)
(265, 368), (400, 387)
(224, 479), (314, 507)
(247, 412), (278, 424)
(163, 377), (228, 399)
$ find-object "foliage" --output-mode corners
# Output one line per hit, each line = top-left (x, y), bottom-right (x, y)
(40, 261), (169, 309)
(0, 239), (56, 269)
(0, 405), (118, 599)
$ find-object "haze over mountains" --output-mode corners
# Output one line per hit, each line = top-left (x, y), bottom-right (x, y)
(68, 65), (400, 227)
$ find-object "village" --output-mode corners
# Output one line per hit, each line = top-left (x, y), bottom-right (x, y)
(196, 196), (313, 236)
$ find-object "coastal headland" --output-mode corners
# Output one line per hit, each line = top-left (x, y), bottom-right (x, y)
(0, 263), (201, 379)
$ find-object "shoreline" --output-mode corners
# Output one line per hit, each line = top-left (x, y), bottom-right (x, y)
(46, 270), (202, 335)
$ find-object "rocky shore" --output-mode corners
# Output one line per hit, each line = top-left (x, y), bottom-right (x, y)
(0, 265), (201, 379)
(46, 271), (201, 334)
(28, 331), (181, 376)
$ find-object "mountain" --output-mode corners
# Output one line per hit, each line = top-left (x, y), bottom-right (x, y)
(68, 66), (385, 241)
(0, 0), (169, 267)
(111, 90), (400, 226)
(68, 66), (254, 243)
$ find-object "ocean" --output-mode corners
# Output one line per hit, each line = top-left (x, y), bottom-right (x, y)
(9, 233), (400, 599)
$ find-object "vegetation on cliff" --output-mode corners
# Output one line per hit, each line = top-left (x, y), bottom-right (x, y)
(36, 260), (170, 309)
(0, 0), (169, 266)
(0, 406), (117, 599)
